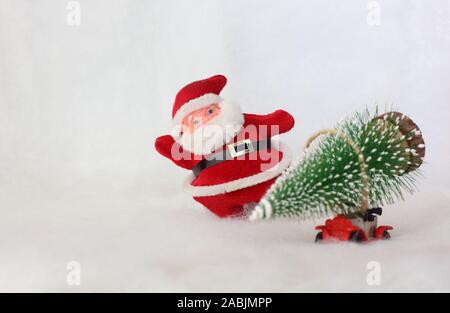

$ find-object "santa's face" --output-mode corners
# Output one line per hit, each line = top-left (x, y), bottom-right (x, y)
(182, 104), (222, 135)
(174, 101), (244, 156)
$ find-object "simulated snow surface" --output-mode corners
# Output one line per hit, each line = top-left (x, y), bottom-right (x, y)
(1, 1), (450, 292)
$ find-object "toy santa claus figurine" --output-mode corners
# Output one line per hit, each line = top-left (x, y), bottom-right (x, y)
(155, 75), (295, 218)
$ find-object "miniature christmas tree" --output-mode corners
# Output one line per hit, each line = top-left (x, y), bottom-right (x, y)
(249, 109), (425, 221)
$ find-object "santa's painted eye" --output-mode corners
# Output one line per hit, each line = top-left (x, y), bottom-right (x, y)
(207, 108), (214, 115)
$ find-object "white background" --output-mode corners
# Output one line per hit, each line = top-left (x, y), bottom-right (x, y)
(0, 0), (449, 292)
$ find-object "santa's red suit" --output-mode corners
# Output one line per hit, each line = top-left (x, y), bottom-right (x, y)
(155, 75), (295, 218)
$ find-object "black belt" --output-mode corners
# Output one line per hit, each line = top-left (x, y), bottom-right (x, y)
(192, 139), (271, 177)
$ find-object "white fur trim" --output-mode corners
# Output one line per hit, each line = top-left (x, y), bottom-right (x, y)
(182, 141), (292, 197)
(172, 93), (223, 126)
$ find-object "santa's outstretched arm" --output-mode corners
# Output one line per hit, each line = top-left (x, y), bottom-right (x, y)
(155, 135), (200, 170)
(243, 109), (295, 136)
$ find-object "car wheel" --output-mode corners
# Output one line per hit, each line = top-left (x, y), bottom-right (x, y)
(315, 232), (324, 243)
(349, 231), (363, 243)
(381, 230), (391, 240)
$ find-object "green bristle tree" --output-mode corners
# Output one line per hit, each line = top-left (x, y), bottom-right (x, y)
(249, 109), (425, 221)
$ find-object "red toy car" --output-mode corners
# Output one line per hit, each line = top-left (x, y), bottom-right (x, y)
(315, 208), (392, 243)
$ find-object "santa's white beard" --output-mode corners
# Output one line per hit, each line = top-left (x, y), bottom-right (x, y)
(176, 101), (244, 156)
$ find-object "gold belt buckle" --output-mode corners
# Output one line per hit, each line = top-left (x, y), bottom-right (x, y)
(228, 139), (254, 158)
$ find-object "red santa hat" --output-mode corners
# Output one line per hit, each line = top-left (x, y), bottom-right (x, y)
(172, 75), (227, 125)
